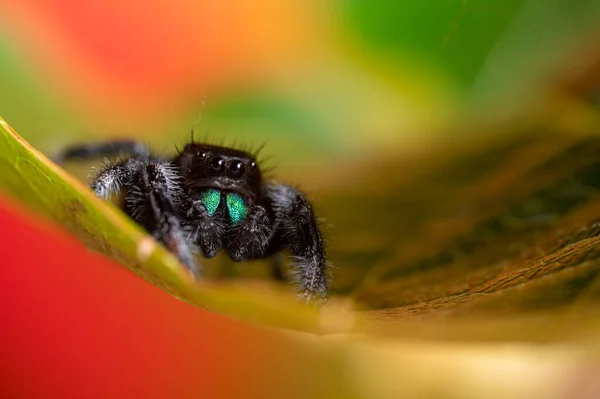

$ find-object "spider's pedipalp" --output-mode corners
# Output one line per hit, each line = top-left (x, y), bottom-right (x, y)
(183, 197), (225, 259)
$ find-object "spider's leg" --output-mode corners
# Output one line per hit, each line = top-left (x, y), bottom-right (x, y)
(54, 140), (150, 164)
(90, 158), (145, 199)
(184, 198), (225, 259)
(265, 184), (329, 303)
(225, 203), (272, 262)
(134, 162), (199, 276)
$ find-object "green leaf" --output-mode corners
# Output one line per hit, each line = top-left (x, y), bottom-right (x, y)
(0, 117), (329, 333)
(340, 0), (525, 89)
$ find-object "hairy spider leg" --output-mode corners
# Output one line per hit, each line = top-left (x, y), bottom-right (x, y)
(54, 140), (152, 199)
(129, 162), (199, 276)
(89, 158), (146, 199)
(265, 184), (328, 303)
(53, 140), (151, 164)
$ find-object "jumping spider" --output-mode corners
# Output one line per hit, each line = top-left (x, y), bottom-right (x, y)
(56, 140), (329, 304)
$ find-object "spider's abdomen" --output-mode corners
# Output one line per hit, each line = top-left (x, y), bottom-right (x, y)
(200, 189), (248, 224)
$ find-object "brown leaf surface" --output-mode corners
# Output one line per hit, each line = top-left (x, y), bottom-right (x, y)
(316, 125), (600, 337)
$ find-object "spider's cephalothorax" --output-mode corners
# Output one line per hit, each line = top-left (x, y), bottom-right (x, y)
(55, 140), (329, 304)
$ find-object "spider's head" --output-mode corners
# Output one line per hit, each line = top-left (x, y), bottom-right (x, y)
(177, 143), (262, 199)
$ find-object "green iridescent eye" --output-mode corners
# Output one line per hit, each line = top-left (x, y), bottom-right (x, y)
(226, 193), (248, 224)
(201, 189), (221, 215)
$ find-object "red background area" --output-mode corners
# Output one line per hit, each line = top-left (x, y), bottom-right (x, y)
(0, 195), (302, 398)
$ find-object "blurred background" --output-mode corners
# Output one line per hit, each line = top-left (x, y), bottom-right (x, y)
(2, 0), (598, 162)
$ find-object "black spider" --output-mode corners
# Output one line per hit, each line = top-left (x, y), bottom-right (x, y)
(55, 139), (329, 304)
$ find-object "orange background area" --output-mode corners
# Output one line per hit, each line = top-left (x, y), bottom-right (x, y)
(3, 0), (323, 122)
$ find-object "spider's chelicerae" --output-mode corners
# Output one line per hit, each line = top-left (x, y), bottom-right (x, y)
(56, 139), (329, 304)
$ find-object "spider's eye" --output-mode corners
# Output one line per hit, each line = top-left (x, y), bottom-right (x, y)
(249, 161), (256, 169)
(209, 157), (226, 174)
(228, 160), (245, 178)
(197, 152), (207, 160)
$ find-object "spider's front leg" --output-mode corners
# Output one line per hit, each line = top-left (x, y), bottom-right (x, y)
(129, 163), (199, 276)
(90, 158), (145, 199)
(54, 140), (151, 198)
(266, 184), (329, 304)
(53, 140), (150, 164)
